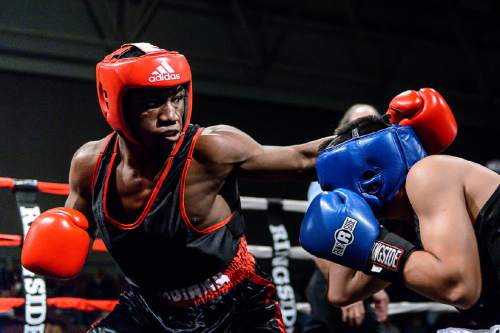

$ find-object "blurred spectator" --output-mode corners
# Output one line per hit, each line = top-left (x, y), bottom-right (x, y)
(0, 257), (22, 297)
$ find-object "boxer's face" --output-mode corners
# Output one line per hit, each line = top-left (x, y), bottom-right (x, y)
(124, 86), (185, 146)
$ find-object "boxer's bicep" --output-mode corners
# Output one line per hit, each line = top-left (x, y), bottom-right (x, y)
(403, 157), (481, 307)
(198, 125), (263, 170)
(407, 158), (478, 267)
(203, 125), (322, 179)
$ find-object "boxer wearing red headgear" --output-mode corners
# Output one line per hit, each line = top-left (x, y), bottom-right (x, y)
(22, 42), (339, 332)
(300, 108), (500, 327)
(96, 42), (193, 144)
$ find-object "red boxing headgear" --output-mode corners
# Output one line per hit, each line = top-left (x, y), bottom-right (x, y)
(96, 42), (192, 143)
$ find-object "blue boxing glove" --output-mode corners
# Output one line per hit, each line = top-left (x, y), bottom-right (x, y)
(300, 188), (416, 282)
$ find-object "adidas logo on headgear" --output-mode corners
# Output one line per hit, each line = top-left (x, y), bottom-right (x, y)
(148, 60), (181, 82)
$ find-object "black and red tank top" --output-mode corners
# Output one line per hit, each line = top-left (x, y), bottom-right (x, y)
(91, 124), (245, 290)
(461, 185), (500, 325)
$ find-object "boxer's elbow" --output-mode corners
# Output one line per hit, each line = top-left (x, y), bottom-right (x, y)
(439, 274), (481, 309)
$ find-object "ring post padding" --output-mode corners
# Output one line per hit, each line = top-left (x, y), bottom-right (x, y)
(267, 198), (297, 331)
(12, 182), (47, 332)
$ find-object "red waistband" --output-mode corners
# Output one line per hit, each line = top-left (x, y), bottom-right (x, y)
(155, 236), (257, 307)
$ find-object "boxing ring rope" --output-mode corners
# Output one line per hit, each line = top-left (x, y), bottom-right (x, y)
(0, 177), (457, 326)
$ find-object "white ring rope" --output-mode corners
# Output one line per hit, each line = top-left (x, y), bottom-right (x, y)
(296, 302), (458, 316)
(248, 245), (313, 260)
(241, 196), (308, 213)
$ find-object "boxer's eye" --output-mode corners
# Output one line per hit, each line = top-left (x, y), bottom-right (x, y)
(145, 99), (163, 109)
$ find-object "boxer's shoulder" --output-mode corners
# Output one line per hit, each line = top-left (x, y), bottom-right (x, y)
(74, 138), (107, 161)
(199, 124), (242, 138)
(194, 125), (251, 163)
(405, 155), (467, 204)
(70, 138), (109, 175)
(408, 155), (469, 182)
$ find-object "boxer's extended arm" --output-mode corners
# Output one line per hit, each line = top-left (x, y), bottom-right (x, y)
(200, 125), (331, 180)
(403, 156), (481, 309)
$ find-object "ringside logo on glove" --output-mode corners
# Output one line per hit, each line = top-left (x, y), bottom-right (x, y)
(370, 241), (404, 272)
(301, 188), (416, 282)
(332, 216), (358, 256)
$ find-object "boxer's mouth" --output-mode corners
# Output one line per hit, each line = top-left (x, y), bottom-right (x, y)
(161, 129), (180, 141)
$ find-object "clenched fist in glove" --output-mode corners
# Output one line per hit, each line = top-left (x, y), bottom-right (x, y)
(386, 88), (457, 154)
(22, 207), (91, 279)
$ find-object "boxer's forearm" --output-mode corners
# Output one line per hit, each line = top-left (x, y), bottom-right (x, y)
(313, 257), (331, 278)
(403, 251), (480, 309)
(284, 136), (334, 179)
(291, 136), (333, 164)
(326, 262), (389, 306)
(231, 130), (333, 180)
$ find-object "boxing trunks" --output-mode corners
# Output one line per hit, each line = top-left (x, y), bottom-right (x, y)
(460, 185), (500, 326)
(88, 124), (285, 332)
(88, 237), (285, 332)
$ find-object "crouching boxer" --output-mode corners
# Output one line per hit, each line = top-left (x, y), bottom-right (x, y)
(21, 42), (341, 332)
(300, 88), (500, 327)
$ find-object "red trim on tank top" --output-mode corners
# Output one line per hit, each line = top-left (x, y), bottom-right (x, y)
(179, 128), (236, 235)
(102, 132), (187, 230)
(90, 133), (115, 194)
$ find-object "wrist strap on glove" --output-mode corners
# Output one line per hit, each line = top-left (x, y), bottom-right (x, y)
(363, 228), (416, 282)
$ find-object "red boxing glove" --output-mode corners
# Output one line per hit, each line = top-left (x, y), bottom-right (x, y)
(21, 207), (90, 279)
(386, 88), (457, 154)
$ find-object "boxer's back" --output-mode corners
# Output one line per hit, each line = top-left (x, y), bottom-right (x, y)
(408, 155), (500, 222)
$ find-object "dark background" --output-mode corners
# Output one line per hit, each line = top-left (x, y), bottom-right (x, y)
(0, 0), (498, 330)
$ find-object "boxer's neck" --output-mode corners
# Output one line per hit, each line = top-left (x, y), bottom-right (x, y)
(118, 136), (174, 175)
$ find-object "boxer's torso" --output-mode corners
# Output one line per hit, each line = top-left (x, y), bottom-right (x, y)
(90, 124), (245, 290)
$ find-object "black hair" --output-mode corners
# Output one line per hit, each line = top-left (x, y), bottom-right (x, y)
(319, 114), (391, 151)
(337, 104), (379, 128)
